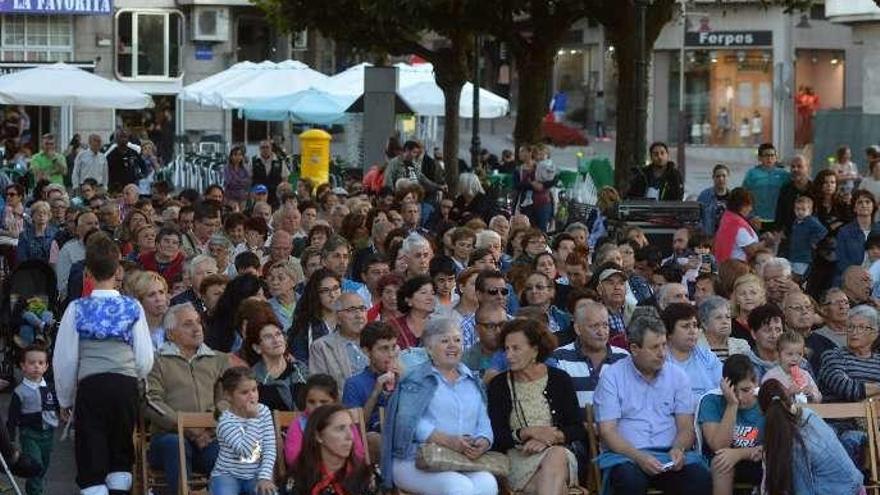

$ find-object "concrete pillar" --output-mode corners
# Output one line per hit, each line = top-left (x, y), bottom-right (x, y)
(363, 66), (398, 169)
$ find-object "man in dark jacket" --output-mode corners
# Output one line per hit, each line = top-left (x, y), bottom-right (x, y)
(627, 141), (684, 201)
(251, 140), (289, 208)
(106, 130), (144, 194)
(774, 154), (812, 257)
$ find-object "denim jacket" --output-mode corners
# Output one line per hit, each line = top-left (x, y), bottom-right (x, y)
(836, 221), (880, 279)
(381, 360), (490, 489)
(793, 408), (863, 495)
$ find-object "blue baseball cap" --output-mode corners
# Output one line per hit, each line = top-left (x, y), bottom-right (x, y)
(252, 184), (268, 194)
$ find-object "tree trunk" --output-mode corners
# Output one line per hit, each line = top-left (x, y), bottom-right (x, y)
(440, 82), (464, 191)
(614, 38), (640, 196)
(513, 44), (555, 147)
(432, 44), (470, 193)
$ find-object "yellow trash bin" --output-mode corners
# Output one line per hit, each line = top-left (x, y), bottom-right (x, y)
(299, 129), (332, 189)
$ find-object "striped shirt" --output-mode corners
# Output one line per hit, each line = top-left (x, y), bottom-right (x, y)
(549, 342), (629, 407)
(818, 347), (880, 402)
(211, 403), (277, 481)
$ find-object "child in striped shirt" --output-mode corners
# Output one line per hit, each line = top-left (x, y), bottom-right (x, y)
(210, 367), (277, 495)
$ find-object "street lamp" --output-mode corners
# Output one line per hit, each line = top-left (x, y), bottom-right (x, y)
(471, 34), (482, 171)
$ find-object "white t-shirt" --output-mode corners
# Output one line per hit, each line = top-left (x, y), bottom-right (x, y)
(731, 226), (760, 261)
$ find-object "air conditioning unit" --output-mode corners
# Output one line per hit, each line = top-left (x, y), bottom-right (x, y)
(192, 7), (229, 42)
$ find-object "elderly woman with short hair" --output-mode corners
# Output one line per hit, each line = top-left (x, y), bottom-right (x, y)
(487, 318), (584, 494)
(698, 295), (750, 362)
(16, 200), (56, 263)
(381, 317), (498, 495)
(266, 260), (298, 331)
(818, 305), (880, 402)
(454, 173), (494, 224)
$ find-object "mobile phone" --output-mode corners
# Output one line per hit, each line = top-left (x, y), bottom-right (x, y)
(661, 461), (675, 472)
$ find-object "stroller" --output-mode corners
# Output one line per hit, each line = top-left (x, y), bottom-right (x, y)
(0, 260), (59, 383)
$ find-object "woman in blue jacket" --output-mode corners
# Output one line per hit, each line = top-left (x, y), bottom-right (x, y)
(759, 379), (863, 495)
(835, 190), (880, 280)
(381, 317), (498, 495)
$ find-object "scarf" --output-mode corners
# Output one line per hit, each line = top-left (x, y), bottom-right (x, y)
(310, 463), (350, 495)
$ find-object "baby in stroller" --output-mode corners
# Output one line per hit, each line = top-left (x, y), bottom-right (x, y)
(13, 296), (53, 348)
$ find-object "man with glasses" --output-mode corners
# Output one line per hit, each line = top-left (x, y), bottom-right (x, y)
(251, 139), (289, 208)
(742, 143), (790, 225)
(310, 293), (370, 390)
(30, 133), (67, 186)
(462, 305), (506, 380)
(550, 299), (628, 408)
(460, 269), (511, 349)
(806, 288), (851, 377)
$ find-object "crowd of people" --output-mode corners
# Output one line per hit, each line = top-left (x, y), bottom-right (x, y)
(0, 133), (874, 495)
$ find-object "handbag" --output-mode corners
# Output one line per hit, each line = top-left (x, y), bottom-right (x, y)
(415, 443), (510, 476)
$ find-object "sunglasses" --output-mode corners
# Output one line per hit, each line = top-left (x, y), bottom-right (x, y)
(5, 192), (17, 197)
(483, 287), (510, 296)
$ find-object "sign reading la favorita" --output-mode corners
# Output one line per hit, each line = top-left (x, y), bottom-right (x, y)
(0, 0), (111, 15)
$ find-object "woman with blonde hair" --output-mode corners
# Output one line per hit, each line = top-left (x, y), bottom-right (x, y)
(16, 200), (56, 263)
(730, 273), (766, 346)
(128, 270), (169, 350)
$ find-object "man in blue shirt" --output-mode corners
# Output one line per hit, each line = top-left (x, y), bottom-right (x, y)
(742, 143), (790, 224)
(593, 313), (711, 494)
(343, 321), (400, 462)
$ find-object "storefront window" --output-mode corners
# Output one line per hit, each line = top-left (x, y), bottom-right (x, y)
(668, 49), (773, 147)
(794, 49), (844, 147)
(116, 10), (183, 80)
(0, 15), (73, 62)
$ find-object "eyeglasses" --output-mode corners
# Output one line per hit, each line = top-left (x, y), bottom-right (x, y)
(785, 305), (811, 313)
(823, 299), (850, 307)
(5, 192), (17, 197)
(477, 321), (504, 331)
(260, 331), (285, 342)
(339, 305), (367, 314)
(318, 285), (341, 295)
(848, 325), (877, 335)
(483, 287), (510, 296)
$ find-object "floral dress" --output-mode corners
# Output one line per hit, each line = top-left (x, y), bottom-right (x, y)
(506, 374), (578, 490)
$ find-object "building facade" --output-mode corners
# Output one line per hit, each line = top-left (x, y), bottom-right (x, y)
(0, 0), (335, 163)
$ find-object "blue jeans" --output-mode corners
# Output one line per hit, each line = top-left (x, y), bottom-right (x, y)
(608, 461), (712, 495)
(148, 433), (219, 494)
(209, 475), (258, 495)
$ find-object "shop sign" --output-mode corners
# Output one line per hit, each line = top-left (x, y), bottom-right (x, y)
(0, 61), (94, 76)
(685, 30), (772, 47)
(0, 0), (112, 15)
(195, 43), (213, 61)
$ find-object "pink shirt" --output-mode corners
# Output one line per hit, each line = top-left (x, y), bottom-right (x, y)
(762, 365), (822, 403)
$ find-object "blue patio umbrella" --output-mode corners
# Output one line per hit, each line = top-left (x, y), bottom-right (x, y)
(240, 88), (355, 124)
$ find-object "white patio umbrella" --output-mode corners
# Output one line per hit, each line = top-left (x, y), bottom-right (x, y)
(399, 80), (509, 118)
(324, 62), (508, 118)
(216, 60), (330, 109)
(179, 60), (259, 106)
(0, 62), (152, 108)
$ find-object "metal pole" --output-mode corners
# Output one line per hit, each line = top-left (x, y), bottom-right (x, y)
(634, 0), (648, 169)
(678, 1), (687, 181)
(471, 34), (482, 170)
